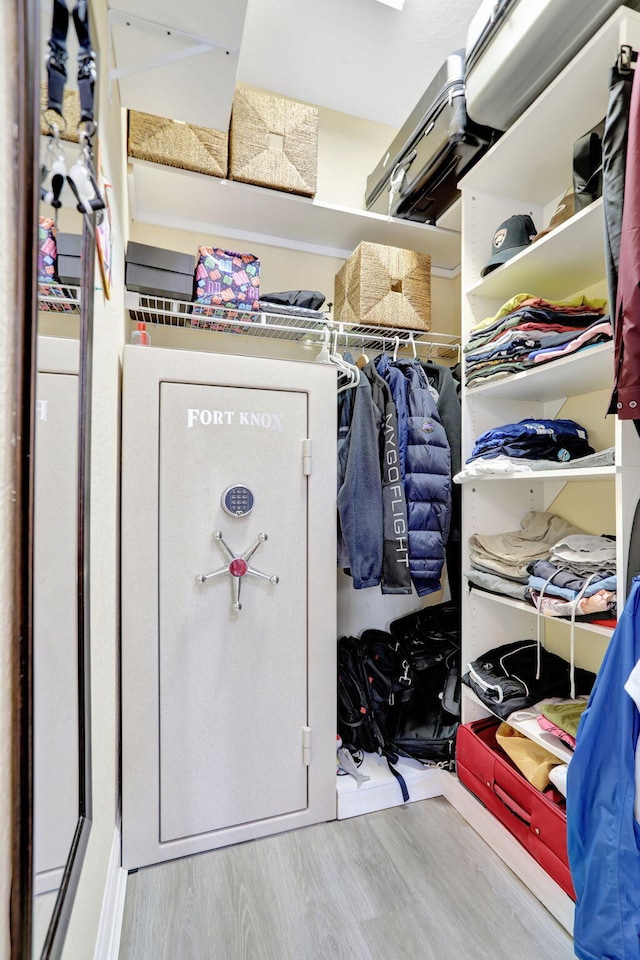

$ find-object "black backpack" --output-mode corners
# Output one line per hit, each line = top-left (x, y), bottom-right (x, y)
(337, 631), (417, 799)
(337, 634), (384, 756)
(389, 603), (461, 768)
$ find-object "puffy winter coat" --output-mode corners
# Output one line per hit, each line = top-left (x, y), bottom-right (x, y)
(387, 358), (451, 596)
(336, 370), (383, 589)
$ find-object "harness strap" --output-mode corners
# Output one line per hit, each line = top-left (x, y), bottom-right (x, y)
(45, 1), (96, 125)
(73, 0), (96, 124)
(46, 0), (70, 115)
(385, 756), (410, 802)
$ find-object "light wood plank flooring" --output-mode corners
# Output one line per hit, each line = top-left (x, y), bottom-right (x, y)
(119, 798), (575, 960)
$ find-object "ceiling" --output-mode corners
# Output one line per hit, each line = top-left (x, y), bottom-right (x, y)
(108, 0), (483, 131)
(237, 0), (482, 128)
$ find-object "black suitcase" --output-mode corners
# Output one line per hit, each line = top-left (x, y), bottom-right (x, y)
(365, 50), (497, 224)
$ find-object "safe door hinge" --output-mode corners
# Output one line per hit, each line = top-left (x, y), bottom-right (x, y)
(302, 726), (312, 765)
(302, 439), (312, 475)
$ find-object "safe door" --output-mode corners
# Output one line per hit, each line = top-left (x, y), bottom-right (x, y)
(121, 347), (336, 869)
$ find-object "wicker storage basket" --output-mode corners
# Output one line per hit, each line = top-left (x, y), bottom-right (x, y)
(229, 86), (318, 197)
(127, 110), (228, 178)
(40, 84), (81, 142)
(334, 242), (431, 330)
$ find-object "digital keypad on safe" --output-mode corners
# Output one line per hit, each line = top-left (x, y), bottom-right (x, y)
(222, 484), (254, 517)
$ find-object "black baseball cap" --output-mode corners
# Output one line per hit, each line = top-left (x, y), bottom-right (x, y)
(481, 214), (537, 277)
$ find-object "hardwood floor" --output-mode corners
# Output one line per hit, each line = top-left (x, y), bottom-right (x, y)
(119, 798), (575, 960)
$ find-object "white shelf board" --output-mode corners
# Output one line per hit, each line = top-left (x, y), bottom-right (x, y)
(461, 688), (574, 765)
(109, 1), (247, 130)
(466, 342), (613, 402)
(436, 197), (461, 233)
(465, 465), (616, 483)
(460, 7), (640, 204)
(336, 752), (444, 820)
(469, 587), (615, 639)
(128, 159), (462, 274)
(467, 199), (605, 302)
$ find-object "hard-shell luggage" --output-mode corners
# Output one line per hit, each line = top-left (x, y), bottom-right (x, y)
(465, 0), (640, 132)
(365, 51), (497, 224)
(456, 717), (575, 899)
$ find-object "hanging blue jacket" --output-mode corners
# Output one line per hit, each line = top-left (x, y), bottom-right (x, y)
(567, 576), (640, 960)
(377, 357), (451, 596)
(336, 371), (383, 589)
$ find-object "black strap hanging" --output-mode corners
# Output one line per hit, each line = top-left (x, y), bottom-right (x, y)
(45, 0), (96, 128)
(72, 0), (96, 125)
(42, 0), (104, 219)
(45, 0), (70, 118)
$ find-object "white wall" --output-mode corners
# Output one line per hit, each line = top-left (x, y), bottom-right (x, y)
(59, 0), (128, 954)
(0, 4), (18, 958)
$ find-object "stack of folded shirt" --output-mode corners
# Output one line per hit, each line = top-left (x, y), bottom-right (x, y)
(454, 445), (615, 483)
(528, 534), (617, 620)
(536, 699), (588, 751)
(465, 418), (595, 464)
(464, 293), (611, 387)
(462, 640), (596, 719)
(465, 511), (586, 601)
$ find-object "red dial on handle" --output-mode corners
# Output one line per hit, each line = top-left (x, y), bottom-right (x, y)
(229, 558), (248, 578)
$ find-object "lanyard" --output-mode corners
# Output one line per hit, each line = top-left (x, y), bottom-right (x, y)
(42, 0), (104, 219)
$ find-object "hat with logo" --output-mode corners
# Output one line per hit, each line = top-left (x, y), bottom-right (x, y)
(481, 214), (537, 277)
(533, 187), (575, 242)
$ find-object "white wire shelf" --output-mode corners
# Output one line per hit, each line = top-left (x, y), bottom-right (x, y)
(125, 291), (462, 361)
(37, 282), (81, 314)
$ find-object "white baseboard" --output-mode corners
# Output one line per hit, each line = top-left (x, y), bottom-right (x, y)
(94, 818), (128, 960)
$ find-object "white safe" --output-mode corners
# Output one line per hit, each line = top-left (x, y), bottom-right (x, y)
(121, 346), (337, 869)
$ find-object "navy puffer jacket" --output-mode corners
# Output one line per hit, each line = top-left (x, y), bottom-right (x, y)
(395, 359), (451, 596)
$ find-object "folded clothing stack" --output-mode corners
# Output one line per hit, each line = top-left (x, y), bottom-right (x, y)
(528, 534), (617, 620)
(462, 640), (596, 719)
(454, 446), (615, 483)
(536, 699), (588, 751)
(259, 289), (327, 319)
(466, 418), (594, 464)
(464, 293), (611, 388)
(465, 510), (586, 601)
(465, 513), (617, 625)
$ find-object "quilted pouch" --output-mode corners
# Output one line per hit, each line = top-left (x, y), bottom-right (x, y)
(38, 217), (59, 284)
(38, 217), (74, 313)
(193, 246), (260, 312)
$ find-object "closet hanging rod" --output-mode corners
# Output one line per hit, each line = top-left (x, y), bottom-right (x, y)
(326, 323), (461, 363)
(125, 292), (461, 361)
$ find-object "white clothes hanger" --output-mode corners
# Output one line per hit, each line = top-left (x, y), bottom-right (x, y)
(315, 327), (360, 393)
(331, 331), (360, 393)
(315, 327), (332, 365)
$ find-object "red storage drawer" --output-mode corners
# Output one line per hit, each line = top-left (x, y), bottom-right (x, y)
(456, 717), (575, 900)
